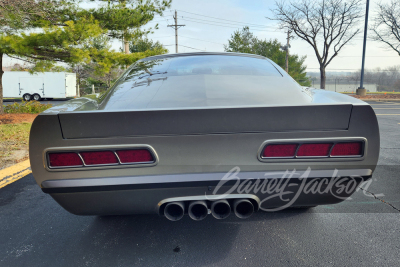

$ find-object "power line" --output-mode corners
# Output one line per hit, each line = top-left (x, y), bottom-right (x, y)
(179, 35), (225, 45)
(178, 44), (206, 51)
(180, 15), (275, 29)
(145, 36), (174, 39)
(180, 18), (278, 32)
(147, 18), (170, 23)
(176, 9), (274, 28)
(181, 17), (270, 30)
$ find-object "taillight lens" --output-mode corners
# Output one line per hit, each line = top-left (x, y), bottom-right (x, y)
(261, 141), (364, 159)
(80, 151), (118, 165)
(297, 143), (333, 157)
(116, 149), (154, 163)
(262, 144), (298, 158)
(49, 152), (83, 167)
(47, 148), (156, 169)
(330, 142), (363, 156)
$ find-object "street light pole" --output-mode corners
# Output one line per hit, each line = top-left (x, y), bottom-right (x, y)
(357, 0), (370, 96)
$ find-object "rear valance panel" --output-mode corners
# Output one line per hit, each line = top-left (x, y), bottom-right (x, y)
(58, 105), (352, 139)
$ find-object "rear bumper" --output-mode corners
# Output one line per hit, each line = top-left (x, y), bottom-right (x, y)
(43, 169), (371, 215)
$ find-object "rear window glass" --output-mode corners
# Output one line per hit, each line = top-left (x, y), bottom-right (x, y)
(123, 55), (282, 81)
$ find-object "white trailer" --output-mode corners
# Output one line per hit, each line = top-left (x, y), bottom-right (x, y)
(3, 72), (77, 101)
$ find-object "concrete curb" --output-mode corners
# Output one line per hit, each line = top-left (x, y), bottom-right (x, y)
(0, 160), (31, 189)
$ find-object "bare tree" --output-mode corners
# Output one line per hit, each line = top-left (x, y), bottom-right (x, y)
(348, 65), (400, 91)
(371, 1), (400, 56)
(270, 0), (363, 89)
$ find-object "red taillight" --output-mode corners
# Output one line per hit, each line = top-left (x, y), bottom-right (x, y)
(48, 152), (83, 167)
(80, 151), (118, 165)
(330, 142), (363, 156)
(261, 141), (364, 159)
(47, 148), (156, 169)
(297, 143), (333, 157)
(116, 149), (154, 163)
(262, 144), (298, 158)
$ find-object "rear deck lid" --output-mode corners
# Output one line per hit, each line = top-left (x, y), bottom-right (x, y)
(58, 104), (353, 139)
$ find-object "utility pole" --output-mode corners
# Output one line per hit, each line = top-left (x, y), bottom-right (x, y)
(285, 30), (291, 73)
(168, 10), (185, 53)
(280, 30), (292, 73)
(357, 0), (370, 96)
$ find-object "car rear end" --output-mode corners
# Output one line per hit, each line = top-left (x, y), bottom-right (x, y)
(29, 102), (379, 218)
(29, 52), (380, 220)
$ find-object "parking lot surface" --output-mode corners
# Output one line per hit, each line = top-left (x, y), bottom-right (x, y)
(3, 99), (68, 107)
(0, 101), (399, 266)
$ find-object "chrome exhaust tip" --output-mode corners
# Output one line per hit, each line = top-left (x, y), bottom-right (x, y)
(164, 201), (185, 221)
(233, 199), (254, 219)
(211, 199), (231, 219)
(188, 200), (208, 221)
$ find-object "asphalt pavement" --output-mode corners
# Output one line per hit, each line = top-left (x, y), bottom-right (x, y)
(0, 101), (399, 266)
(3, 98), (69, 107)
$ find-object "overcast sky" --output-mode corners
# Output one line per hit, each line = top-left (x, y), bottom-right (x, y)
(4, 0), (399, 73)
(144, 0), (399, 73)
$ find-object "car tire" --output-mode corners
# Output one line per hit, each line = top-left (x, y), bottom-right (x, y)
(22, 94), (31, 101)
(32, 94), (41, 101)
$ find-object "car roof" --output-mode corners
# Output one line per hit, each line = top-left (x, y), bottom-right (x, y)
(138, 52), (269, 62)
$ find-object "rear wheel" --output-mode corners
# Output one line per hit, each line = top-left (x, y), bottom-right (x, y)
(32, 94), (41, 101)
(22, 94), (31, 101)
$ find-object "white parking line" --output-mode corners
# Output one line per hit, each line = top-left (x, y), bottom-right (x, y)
(376, 114), (400, 115)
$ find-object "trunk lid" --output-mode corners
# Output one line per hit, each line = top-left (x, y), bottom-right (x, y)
(58, 104), (353, 139)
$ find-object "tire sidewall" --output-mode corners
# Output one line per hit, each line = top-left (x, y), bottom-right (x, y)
(33, 94), (41, 101)
(23, 94), (31, 101)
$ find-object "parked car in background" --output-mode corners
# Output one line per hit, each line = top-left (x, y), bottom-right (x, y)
(29, 52), (380, 221)
(3, 72), (77, 101)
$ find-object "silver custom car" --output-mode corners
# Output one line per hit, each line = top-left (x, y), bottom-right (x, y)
(29, 52), (379, 221)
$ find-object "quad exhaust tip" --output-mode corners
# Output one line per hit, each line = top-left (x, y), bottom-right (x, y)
(164, 201), (185, 221)
(211, 199), (231, 219)
(188, 200), (208, 221)
(163, 198), (255, 221)
(233, 199), (254, 219)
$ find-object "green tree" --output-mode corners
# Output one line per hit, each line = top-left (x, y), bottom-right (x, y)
(129, 37), (166, 53)
(225, 27), (311, 86)
(0, 0), (101, 113)
(91, 0), (171, 54)
(0, 0), (170, 114)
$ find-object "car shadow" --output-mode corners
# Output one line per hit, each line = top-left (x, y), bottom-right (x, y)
(68, 208), (311, 266)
